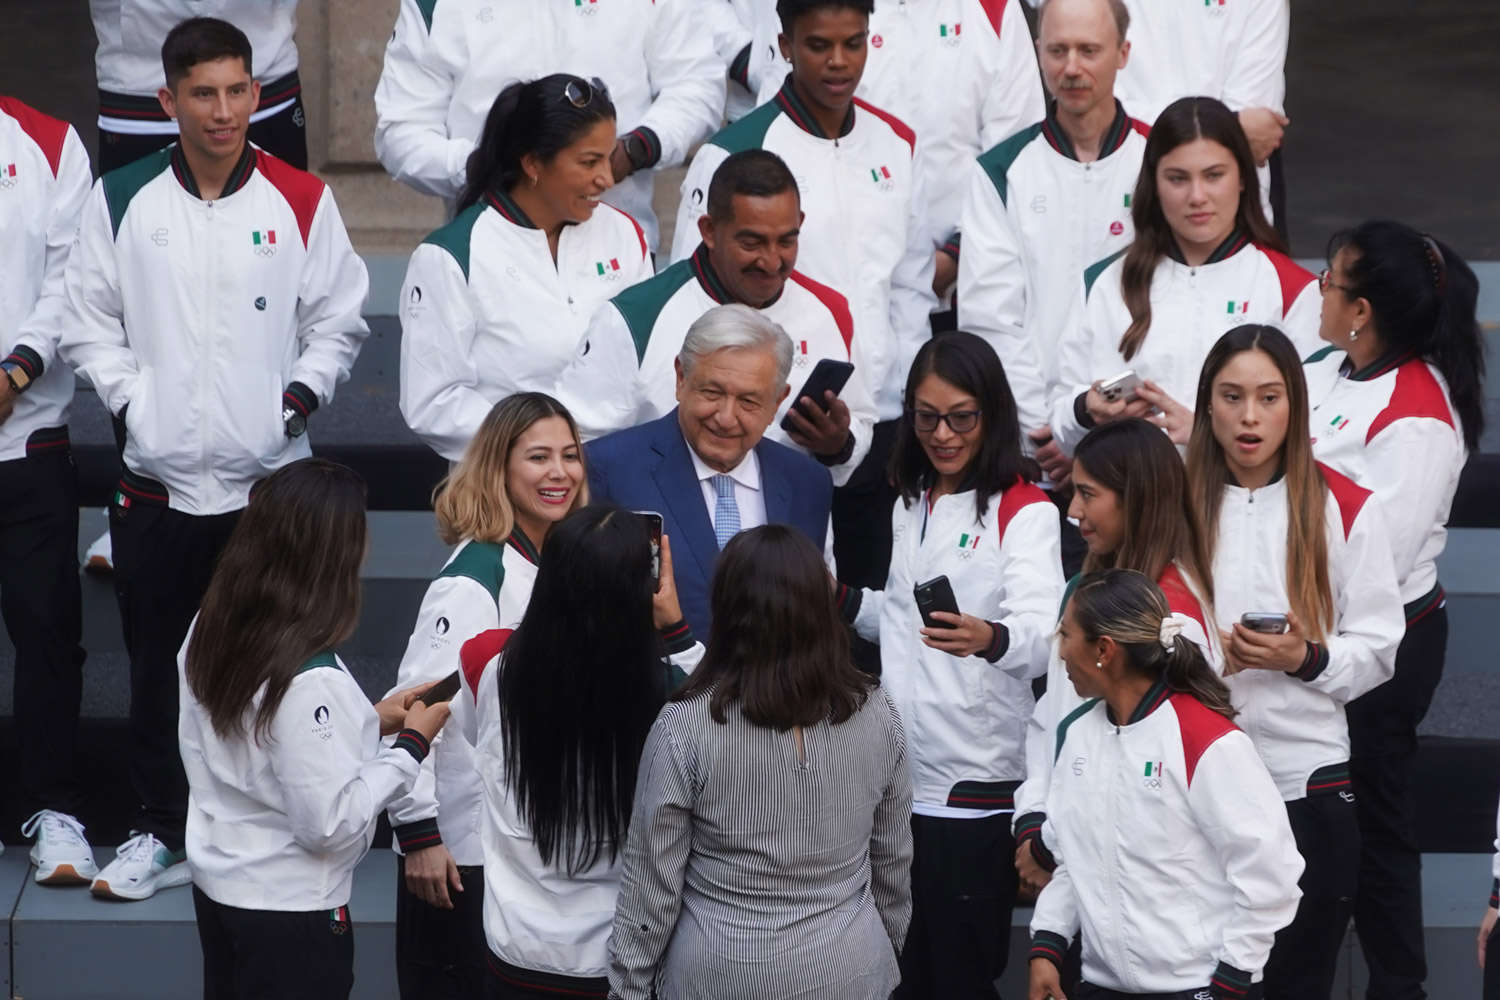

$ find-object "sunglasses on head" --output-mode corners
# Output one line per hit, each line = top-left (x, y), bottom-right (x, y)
(562, 77), (609, 109)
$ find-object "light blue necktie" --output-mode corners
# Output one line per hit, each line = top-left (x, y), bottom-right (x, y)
(711, 474), (741, 548)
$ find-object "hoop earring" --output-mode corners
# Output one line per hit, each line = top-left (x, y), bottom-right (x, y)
(1348, 327), (1359, 342)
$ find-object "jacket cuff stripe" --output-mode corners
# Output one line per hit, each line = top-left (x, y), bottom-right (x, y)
(815, 433), (857, 467)
(728, 43), (752, 88)
(1029, 930), (1069, 969)
(1292, 641), (1329, 681)
(393, 729), (431, 763)
(1074, 391), (1096, 430)
(940, 231), (961, 258)
(982, 621), (1010, 663)
(658, 620), (695, 655)
(1210, 961), (1253, 999)
(282, 380), (319, 417)
(1014, 811), (1058, 871)
(4, 345), (43, 380)
(629, 127), (662, 169)
(394, 818), (443, 853)
(1490, 877), (1498, 909)
(835, 583), (863, 625)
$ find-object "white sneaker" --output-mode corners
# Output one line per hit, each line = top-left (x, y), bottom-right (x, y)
(21, 810), (99, 886)
(84, 527), (113, 575)
(90, 832), (190, 901)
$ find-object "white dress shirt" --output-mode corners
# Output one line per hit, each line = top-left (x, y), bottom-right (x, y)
(688, 443), (767, 535)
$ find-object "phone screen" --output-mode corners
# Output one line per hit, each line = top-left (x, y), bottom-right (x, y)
(636, 511), (663, 587)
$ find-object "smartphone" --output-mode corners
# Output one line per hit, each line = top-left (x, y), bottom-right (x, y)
(780, 358), (856, 434)
(913, 575), (961, 629)
(1098, 369), (1142, 403)
(419, 670), (462, 706)
(1240, 612), (1289, 635)
(635, 510), (663, 588)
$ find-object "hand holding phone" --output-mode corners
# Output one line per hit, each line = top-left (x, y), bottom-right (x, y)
(635, 511), (664, 588)
(1097, 369), (1142, 403)
(1240, 612), (1289, 635)
(914, 575), (961, 629)
(780, 359), (855, 435)
(419, 670), (462, 706)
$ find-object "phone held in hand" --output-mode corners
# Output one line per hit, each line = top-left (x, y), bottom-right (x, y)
(913, 575), (961, 629)
(779, 358), (855, 434)
(635, 510), (663, 587)
(1240, 611), (1289, 635)
(419, 670), (462, 706)
(1098, 369), (1142, 403)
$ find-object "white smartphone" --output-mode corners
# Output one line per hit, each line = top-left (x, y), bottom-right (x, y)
(1098, 369), (1142, 403)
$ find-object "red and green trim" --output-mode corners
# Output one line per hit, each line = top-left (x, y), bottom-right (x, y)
(940, 231), (961, 259)
(1167, 226), (1251, 266)
(506, 529), (541, 566)
(944, 778), (1019, 810)
(169, 142), (256, 201)
(486, 188), (539, 230)
(728, 44), (753, 89)
(658, 619), (695, 656)
(116, 468), (170, 508)
(281, 380), (319, 417)
(1054, 697), (1100, 762)
(392, 728), (431, 763)
(1305, 762), (1351, 798)
(1029, 930), (1070, 971)
(1291, 640), (1330, 682)
(1347, 347), (1418, 383)
(835, 582), (863, 624)
(393, 817), (442, 853)
(689, 243), (734, 304)
(1040, 101), (1138, 162)
(1403, 583), (1445, 625)
(485, 951), (608, 996)
(3, 345), (43, 381)
(1489, 877), (1498, 909)
(98, 71), (301, 122)
(624, 126), (662, 169)
(1209, 960), (1253, 999)
(981, 620), (1010, 663)
(1118, 676), (1172, 725)
(773, 76), (854, 141)
(1014, 811), (1057, 872)
(24, 425), (70, 457)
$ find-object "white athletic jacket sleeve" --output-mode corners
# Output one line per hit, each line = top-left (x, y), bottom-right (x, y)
(993, 502), (1063, 680)
(12, 126), (92, 371)
(976, 0), (1046, 154)
(290, 191), (370, 405)
(1047, 271), (1107, 455)
(1030, 849), (1082, 942)
(954, 159), (1050, 436)
(889, 144), (940, 380)
(373, 0), (472, 200)
(1222, 0), (1289, 115)
(637, 0), (728, 171)
(1307, 494), (1402, 704)
(1190, 734), (1305, 977)
(398, 242), (490, 462)
(1362, 420), (1465, 591)
(61, 185), (138, 416)
(267, 670), (424, 856)
(553, 302), (644, 441)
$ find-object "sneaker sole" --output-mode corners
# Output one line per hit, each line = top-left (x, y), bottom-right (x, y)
(90, 865), (191, 901)
(35, 864), (96, 887)
(84, 556), (113, 576)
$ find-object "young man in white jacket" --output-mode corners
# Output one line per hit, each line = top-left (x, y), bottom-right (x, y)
(556, 149), (876, 487)
(373, 0), (723, 251)
(61, 18), (369, 901)
(0, 97), (99, 884)
(672, 0), (937, 592)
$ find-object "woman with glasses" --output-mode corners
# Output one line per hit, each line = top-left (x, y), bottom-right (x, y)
(843, 331), (1062, 997)
(1303, 220), (1485, 998)
(398, 74), (653, 463)
(1045, 96), (1321, 459)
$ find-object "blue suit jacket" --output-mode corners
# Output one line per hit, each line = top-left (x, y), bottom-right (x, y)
(586, 411), (833, 641)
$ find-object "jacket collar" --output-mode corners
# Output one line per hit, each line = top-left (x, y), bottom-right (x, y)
(486, 188), (539, 230)
(170, 142), (256, 200)
(1227, 462), (1286, 490)
(774, 74), (855, 141)
(1342, 347), (1417, 382)
(1041, 100), (1135, 163)
(689, 243), (785, 308)
(506, 528), (541, 565)
(1105, 676), (1172, 726)
(1166, 226), (1252, 267)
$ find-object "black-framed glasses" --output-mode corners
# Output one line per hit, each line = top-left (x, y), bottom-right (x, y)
(562, 77), (609, 109)
(1318, 267), (1355, 296)
(908, 408), (981, 433)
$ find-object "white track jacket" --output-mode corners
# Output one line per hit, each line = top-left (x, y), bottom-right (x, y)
(1213, 466), (1403, 802)
(956, 104), (1147, 435)
(180, 643), (428, 911)
(671, 79), (937, 419)
(1050, 231), (1319, 454)
(553, 243), (876, 485)
(398, 189), (652, 462)
(61, 144), (369, 515)
(373, 0), (723, 251)
(0, 98), (92, 463)
(1030, 683), (1303, 995)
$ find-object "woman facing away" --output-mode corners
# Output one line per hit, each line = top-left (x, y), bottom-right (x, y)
(609, 524), (913, 999)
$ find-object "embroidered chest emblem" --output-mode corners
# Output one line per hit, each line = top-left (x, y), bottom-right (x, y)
(869, 165), (895, 192)
(1143, 760), (1164, 789)
(0, 163), (16, 189)
(594, 258), (623, 281)
(252, 229), (277, 257)
(1226, 299), (1250, 315)
(956, 532), (981, 559)
(938, 23), (961, 45)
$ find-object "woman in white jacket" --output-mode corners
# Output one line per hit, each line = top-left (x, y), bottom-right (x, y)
(1048, 96), (1320, 459)
(398, 75), (653, 463)
(1185, 325), (1404, 998)
(178, 459), (451, 1000)
(385, 392), (588, 997)
(844, 330), (1062, 997)
(1029, 569), (1303, 1000)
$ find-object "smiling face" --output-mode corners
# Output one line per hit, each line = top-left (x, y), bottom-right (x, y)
(1209, 347), (1289, 487)
(1067, 458), (1124, 555)
(524, 117), (617, 226)
(912, 373), (984, 492)
(159, 56), (258, 168)
(701, 190), (802, 307)
(675, 346), (789, 473)
(505, 416), (584, 544)
(1038, 0), (1130, 120)
(781, 6), (869, 120)
(1155, 138), (1242, 261)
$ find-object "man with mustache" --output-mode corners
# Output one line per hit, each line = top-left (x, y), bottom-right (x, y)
(557, 149), (876, 487)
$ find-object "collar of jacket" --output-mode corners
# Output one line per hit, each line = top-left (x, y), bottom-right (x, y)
(1342, 347), (1418, 382)
(486, 188), (540, 230)
(1227, 461), (1286, 489)
(1105, 675), (1172, 727)
(1165, 226), (1252, 267)
(170, 142), (256, 200)
(506, 528), (541, 565)
(774, 74), (855, 141)
(1040, 100), (1134, 162)
(689, 243), (785, 309)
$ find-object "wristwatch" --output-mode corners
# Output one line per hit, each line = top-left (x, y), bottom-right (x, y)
(1, 362), (31, 394)
(282, 406), (307, 438)
(622, 133), (650, 171)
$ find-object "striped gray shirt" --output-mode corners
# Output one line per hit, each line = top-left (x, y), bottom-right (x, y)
(608, 686), (913, 999)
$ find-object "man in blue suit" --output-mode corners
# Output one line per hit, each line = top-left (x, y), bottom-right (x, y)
(587, 303), (835, 640)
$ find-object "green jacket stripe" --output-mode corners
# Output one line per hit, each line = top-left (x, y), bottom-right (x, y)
(103, 147), (173, 239)
(422, 201), (485, 281)
(438, 540), (507, 601)
(976, 123), (1043, 208)
(1083, 247), (1127, 298)
(610, 259), (696, 364)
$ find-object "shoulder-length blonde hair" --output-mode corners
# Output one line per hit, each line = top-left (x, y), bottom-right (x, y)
(433, 393), (589, 545)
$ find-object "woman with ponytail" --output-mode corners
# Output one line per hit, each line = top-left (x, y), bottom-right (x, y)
(398, 75), (653, 463)
(1303, 219), (1486, 997)
(1028, 569), (1302, 1000)
(1186, 324), (1404, 998)
(1047, 96), (1321, 456)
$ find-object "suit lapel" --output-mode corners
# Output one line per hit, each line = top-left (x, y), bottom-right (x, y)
(650, 415), (720, 586)
(758, 441), (793, 526)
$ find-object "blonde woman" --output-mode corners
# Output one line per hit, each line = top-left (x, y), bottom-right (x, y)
(387, 392), (587, 997)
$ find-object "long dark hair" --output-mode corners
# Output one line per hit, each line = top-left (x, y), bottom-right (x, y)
(1328, 220), (1485, 450)
(889, 330), (1032, 522)
(1070, 569), (1235, 719)
(498, 505), (664, 876)
(1118, 97), (1285, 360)
(185, 459), (367, 742)
(674, 525), (874, 728)
(456, 73), (617, 213)
(1073, 419), (1214, 606)
(1186, 325), (1332, 642)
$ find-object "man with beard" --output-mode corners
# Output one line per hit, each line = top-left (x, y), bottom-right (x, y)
(557, 149), (875, 488)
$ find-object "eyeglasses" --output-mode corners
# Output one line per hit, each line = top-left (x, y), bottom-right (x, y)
(562, 77), (609, 109)
(908, 408), (981, 434)
(1317, 267), (1355, 296)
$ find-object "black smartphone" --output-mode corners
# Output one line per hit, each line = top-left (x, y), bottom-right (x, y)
(1240, 611), (1289, 635)
(780, 358), (856, 434)
(636, 510), (663, 588)
(913, 575), (961, 629)
(419, 670), (461, 706)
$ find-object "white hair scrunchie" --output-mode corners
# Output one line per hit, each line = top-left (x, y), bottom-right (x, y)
(1159, 617), (1184, 652)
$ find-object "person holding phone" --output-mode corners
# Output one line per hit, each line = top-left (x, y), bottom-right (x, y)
(842, 331), (1061, 997)
(1029, 569), (1302, 1000)
(1303, 220), (1486, 998)
(178, 459), (453, 999)
(1185, 325), (1403, 997)
(1048, 96), (1320, 457)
